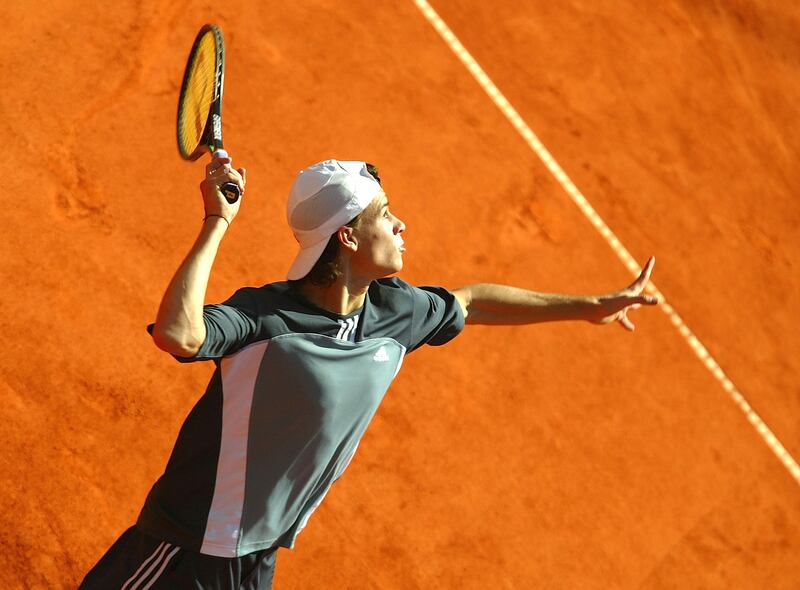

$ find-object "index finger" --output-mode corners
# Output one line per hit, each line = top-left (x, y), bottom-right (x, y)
(627, 256), (655, 291)
(206, 157), (233, 177)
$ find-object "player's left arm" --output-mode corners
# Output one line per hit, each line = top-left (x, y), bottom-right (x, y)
(451, 257), (659, 331)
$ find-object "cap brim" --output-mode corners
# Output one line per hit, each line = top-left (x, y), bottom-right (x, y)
(286, 236), (332, 280)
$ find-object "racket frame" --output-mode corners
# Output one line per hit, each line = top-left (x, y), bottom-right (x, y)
(176, 23), (240, 203)
(177, 23), (228, 161)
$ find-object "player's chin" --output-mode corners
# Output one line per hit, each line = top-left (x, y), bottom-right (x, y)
(378, 256), (403, 277)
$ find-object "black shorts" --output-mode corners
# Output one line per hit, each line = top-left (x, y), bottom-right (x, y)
(78, 525), (279, 590)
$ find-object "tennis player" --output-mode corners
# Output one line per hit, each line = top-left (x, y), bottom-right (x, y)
(79, 154), (658, 589)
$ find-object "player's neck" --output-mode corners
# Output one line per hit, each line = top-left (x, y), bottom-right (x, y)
(295, 277), (370, 316)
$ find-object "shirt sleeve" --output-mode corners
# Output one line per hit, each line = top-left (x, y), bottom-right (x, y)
(146, 287), (261, 363)
(407, 283), (466, 352)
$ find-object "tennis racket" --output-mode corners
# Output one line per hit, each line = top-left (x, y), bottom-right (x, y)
(177, 23), (240, 204)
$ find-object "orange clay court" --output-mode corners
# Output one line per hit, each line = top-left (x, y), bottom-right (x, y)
(2, 1), (799, 588)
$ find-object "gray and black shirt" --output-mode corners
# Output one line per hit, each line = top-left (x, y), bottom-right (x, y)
(137, 277), (465, 557)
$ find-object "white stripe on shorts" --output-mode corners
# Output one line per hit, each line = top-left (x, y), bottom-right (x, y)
(120, 541), (175, 590)
(139, 546), (180, 590)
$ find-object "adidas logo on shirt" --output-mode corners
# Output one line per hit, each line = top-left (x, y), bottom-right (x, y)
(373, 346), (389, 362)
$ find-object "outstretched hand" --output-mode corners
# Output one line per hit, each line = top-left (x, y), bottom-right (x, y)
(590, 257), (659, 331)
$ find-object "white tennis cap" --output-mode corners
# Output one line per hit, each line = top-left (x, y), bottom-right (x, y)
(286, 159), (382, 280)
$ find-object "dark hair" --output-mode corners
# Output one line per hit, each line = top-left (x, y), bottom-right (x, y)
(288, 163), (382, 288)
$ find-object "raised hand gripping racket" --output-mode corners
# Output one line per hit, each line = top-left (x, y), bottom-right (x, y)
(177, 23), (240, 204)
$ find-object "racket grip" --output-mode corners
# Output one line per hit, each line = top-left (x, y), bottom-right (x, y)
(220, 182), (241, 204)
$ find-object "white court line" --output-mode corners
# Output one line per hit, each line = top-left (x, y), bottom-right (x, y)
(412, 0), (800, 485)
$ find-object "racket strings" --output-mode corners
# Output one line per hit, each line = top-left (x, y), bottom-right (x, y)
(178, 32), (217, 156)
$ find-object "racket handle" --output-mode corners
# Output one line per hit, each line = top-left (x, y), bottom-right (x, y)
(220, 182), (241, 204)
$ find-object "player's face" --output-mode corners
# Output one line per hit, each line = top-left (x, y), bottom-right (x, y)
(351, 191), (406, 278)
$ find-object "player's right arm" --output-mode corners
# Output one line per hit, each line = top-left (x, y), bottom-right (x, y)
(151, 154), (245, 357)
(451, 257), (657, 330)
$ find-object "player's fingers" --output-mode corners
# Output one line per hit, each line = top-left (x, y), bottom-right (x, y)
(206, 161), (232, 177)
(208, 163), (233, 178)
(221, 167), (245, 192)
(631, 256), (656, 289)
(223, 166), (242, 181)
(632, 294), (659, 306)
(619, 313), (635, 331)
(207, 151), (233, 173)
(627, 256), (655, 292)
(210, 151), (231, 169)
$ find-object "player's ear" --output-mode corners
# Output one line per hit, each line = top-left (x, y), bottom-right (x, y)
(337, 226), (358, 252)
